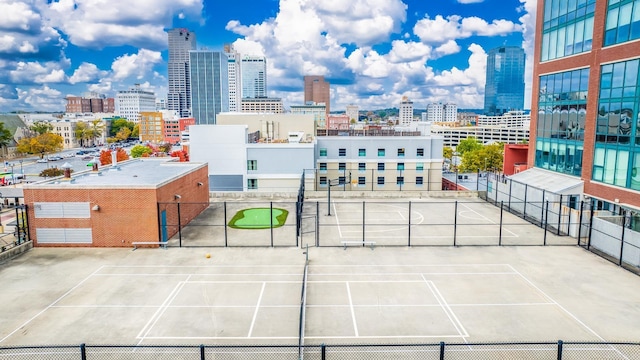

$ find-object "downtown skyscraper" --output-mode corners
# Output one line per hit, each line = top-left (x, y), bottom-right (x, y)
(304, 75), (330, 117)
(484, 46), (525, 116)
(189, 51), (229, 125)
(167, 28), (197, 118)
(241, 55), (267, 98)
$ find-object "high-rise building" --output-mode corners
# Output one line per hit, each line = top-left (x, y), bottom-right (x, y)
(167, 28), (197, 118)
(224, 44), (242, 112)
(484, 46), (525, 115)
(241, 55), (267, 98)
(304, 76), (330, 117)
(346, 104), (359, 122)
(398, 96), (414, 126)
(528, 0), (640, 206)
(443, 103), (458, 122)
(189, 50), (229, 125)
(115, 84), (156, 123)
(427, 103), (444, 122)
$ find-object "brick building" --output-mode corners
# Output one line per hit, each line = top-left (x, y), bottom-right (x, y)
(22, 158), (209, 247)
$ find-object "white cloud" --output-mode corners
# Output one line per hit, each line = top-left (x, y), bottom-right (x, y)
(414, 14), (521, 44)
(0, 2), (42, 33)
(69, 62), (107, 84)
(433, 40), (461, 58)
(19, 85), (64, 112)
(45, 0), (204, 49)
(111, 49), (162, 80)
(35, 69), (66, 83)
(9, 60), (68, 84)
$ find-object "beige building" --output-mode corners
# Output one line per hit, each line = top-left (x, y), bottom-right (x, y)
(240, 98), (283, 113)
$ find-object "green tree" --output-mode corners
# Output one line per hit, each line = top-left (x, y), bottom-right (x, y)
(16, 132), (64, 158)
(131, 124), (139, 138)
(443, 147), (453, 161)
(458, 142), (504, 173)
(74, 121), (92, 147)
(30, 121), (53, 135)
(0, 123), (13, 159)
(109, 118), (135, 137)
(89, 119), (104, 145)
(115, 127), (132, 142)
(456, 137), (483, 155)
(130, 144), (153, 158)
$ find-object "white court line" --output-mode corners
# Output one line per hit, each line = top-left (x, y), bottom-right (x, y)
(94, 273), (302, 277)
(0, 265), (105, 344)
(506, 264), (630, 360)
(422, 275), (469, 339)
(458, 203), (518, 238)
(136, 274), (191, 344)
(143, 336), (298, 340)
(345, 282), (359, 337)
(247, 282), (266, 337)
(332, 202), (344, 238)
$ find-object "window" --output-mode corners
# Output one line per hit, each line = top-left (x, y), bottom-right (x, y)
(338, 162), (346, 170)
(247, 179), (258, 189)
(378, 148), (385, 156)
(319, 163), (327, 171)
(338, 176), (346, 184)
(416, 177), (423, 185)
(358, 177), (366, 185)
(320, 176), (327, 185)
(339, 148), (346, 156)
(397, 163), (404, 170)
(247, 160), (257, 170)
(377, 176), (385, 185)
(358, 162), (366, 171)
(398, 148), (405, 157)
(397, 176), (404, 185)
(417, 148), (424, 157)
(416, 163), (424, 171)
(358, 148), (366, 156)
(319, 148), (327, 156)
(378, 163), (385, 171)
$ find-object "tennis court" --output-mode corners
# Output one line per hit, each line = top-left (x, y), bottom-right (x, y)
(1, 245), (639, 347)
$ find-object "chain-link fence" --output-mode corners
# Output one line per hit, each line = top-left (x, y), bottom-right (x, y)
(2, 341), (639, 359)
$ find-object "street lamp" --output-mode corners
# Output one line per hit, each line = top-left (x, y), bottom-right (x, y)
(9, 163), (14, 187)
(18, 160), (23, 180)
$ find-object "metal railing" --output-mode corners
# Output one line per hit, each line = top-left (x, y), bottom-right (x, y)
(2, 341), (639, 359)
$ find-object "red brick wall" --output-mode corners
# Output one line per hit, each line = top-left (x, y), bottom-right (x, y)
(24, 164), (209, 247)
(504, 144), (528, 176)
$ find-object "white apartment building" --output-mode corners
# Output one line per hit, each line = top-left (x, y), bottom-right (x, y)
(476, 110), (530, 128)
(115, 85), (156, 123)
(427, 103), (443, 122)
(346, 104), (359, 122)
(399, 97), (414, 126)
(225, 45), (242, 112)
(443, 103), (457, 122)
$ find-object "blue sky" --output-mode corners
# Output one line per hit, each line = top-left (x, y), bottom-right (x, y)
(0, 0), (536, 113)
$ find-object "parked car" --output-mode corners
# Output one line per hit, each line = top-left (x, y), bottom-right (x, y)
(36, 158), (48, 163)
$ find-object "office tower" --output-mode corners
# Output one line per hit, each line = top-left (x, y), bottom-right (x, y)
(115, 84), (156, 123)
(398, 96), (414, 125)
(224, 44), (242, 112)
(304, 75), (330, 116)
(167, 28), (197, 118)
(427, 103), (444, 122)
(529, 0), (640, 206)
(189, 51), (229, 125)
(443, 103), (458, 122)
(241, 55), (267, 98)
(484, 46), (525, 115)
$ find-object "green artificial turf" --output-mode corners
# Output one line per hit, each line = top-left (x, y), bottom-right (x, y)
(228, 208), (289, 229)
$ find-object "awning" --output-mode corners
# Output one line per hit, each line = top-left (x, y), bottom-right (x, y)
(508, 168), (583, 195)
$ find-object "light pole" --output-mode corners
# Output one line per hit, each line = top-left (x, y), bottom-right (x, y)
(9, 163), (14, 187)
(19, 160), (23, 181)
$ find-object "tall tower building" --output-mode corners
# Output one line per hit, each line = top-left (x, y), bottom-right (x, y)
(398, 96), (414, 126)
(304, 75), (330, 117)
(484, 46), (525, 116)
(167, 28), (197, 118)
(115, 84), (156, 123)
(224, 44), (242, 112)
(529, 0), (640, 206)
(241, 55), (267, 98)
(189, 51), (229, 125)
(427, 103), (444, 122)
(443, 103), (458, 122)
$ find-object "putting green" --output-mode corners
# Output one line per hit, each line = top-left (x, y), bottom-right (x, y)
(228, 208), (289, 229)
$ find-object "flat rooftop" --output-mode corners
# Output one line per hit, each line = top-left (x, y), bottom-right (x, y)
(24, 158), (206, 189)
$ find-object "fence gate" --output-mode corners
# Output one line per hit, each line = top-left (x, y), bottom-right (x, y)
(300, 215), (317, 248)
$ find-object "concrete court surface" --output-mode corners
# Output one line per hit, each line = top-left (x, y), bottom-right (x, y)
(0, 245), (639, 347)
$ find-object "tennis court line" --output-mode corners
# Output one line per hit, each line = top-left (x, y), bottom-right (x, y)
(0, 265), (106, 344)
(247, 282), (266, 337)
(422, 276), (469, 339)
(458, 202), (518, 238)
(137, 275), (190, 343)
(346, 282), (359, 337)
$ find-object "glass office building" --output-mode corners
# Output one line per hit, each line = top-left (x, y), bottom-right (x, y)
(484, 46), (526, 116)
(531, 0), (640, 206)
(189, 51), (229, 125)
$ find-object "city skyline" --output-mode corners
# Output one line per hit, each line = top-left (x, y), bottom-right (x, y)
(0, 0), (535, 113)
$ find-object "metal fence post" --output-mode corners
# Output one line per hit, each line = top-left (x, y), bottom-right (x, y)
(540, 190), (546, 227)
(177, 202), (182, 247)
(362, 201), (366, 246)
(453, 201), (458, 246)
(224, 201), (228, 247)
(544, 201), (549, 246)
(200, 344), (205, 360)
(577, 201), (584, 245)
(80, 343), (87, 360)
(508, 179), (513, 212)
(321, 344), (326, 360)
(439, 342), (445, 360)
(499, 201), (504, 246)
(316, 201), (320, 247)
(270, 201), (274, 247)
(588, 200), (594, 250)
(619, 210), (626, 266)
(557, 195), (563, 235)
(408, 201), (412, 247)
(523, 184), (528, 219)
(557, 340), (563, 360)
